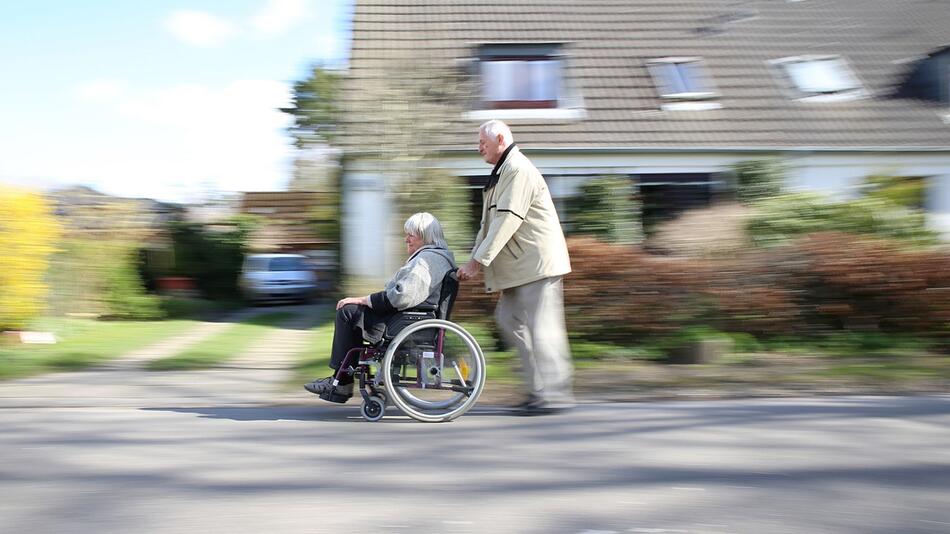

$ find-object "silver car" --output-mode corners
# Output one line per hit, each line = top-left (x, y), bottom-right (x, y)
(240, 253), (318, 303)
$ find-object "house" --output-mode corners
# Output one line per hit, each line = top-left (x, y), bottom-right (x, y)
(339, 0), (950, 282)
(239, 191), (335, 253)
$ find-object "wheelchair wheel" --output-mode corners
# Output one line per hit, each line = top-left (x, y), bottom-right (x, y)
(360, 395), (386, 422)
(381, 319), (486, 423)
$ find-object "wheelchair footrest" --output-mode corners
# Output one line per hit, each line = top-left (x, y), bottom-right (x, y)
(319, 390), (351, 404)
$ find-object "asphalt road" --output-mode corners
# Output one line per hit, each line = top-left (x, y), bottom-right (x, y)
(2, 391), (950, 534)
(2, 304), (949, 533)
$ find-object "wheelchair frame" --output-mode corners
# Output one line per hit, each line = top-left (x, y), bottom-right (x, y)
(330, 318), (486, 422)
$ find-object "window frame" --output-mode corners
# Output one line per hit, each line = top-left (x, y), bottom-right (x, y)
(480, 55), (562, 109)
(647, 57), (720, 101)
(769, 55), (867, 102)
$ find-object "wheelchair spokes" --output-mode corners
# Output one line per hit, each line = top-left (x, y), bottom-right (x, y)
(375, 319), (486, 422)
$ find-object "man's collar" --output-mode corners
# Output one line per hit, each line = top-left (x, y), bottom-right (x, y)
(485, 143), (517, 190)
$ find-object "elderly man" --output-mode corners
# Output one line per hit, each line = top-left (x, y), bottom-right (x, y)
(457, 120), (575, 415)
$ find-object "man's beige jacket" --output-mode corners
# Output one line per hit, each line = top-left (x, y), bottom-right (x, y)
(472, 146), (571, 293)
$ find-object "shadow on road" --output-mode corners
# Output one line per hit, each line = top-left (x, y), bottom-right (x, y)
(142, 404), (515, 423)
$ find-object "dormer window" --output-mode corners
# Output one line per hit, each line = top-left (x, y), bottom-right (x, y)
(897, 46), (950, 107)
(770, 55), (866, 101)
(647, 57), (721, 110)
(467, 43), (585, 120)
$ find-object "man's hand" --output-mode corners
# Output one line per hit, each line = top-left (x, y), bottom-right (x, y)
(336, 296), (368, 310)
(457, 259), (482, 281)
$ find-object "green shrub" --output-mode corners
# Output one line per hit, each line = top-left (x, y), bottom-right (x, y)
(566, 175), (643, 244)
(101, 250), (162, 320)
(863, 174), (925, 209)
(748, 193), (938, 247)
(733, 159), (784, 203)
(168, 217), (258, 301)
(47, 239), (161, 320)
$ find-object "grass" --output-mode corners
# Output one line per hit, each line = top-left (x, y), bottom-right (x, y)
(147, 312), (295, 371)
(815, 357), (950, 382)
(0, 317), (196, 380)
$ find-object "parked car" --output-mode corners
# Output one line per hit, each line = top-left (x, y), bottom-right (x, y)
(240, 253), (318, 304)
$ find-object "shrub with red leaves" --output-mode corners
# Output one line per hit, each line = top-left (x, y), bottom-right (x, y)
(452, 234), (950, 344)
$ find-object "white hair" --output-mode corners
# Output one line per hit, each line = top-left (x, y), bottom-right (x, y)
(479, 119), (514, 146)
(404, 212), (447, 248)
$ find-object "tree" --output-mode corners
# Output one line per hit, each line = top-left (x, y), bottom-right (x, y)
(351, 53), (477, 276)
(281, 65), (343, 148)
(0, 186), (60, 330)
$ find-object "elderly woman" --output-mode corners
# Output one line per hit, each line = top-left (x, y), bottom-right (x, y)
(304, 212), (457, 403)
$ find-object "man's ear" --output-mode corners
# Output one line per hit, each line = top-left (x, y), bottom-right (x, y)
(496, 134), (505, 146)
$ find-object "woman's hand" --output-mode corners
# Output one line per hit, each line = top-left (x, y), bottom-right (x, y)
(336, 296), (369, 310)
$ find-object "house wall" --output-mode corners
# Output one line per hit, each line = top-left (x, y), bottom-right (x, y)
(781, 152), (950, 237)
(341, 171), (389, 279)
(343, 149), (950, 283)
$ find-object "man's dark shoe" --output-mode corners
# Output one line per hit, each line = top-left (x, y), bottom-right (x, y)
(510, 396), (542, 410)
(512, 398), (572, 417)
(304, 377), (353, 403)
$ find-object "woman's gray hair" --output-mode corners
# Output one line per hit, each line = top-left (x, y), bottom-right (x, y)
(479, 119), (514, 145)
(405, 212), (448, 248)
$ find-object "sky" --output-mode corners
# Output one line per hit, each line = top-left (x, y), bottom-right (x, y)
(0, 0), (352, 203)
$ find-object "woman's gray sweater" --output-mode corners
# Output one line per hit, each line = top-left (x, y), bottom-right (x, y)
(368, 245), (457, 314)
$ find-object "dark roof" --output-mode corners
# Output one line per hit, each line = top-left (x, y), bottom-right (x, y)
(343, 0), (950, 152)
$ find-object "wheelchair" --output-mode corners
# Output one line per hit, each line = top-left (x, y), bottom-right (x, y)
(322, 269), (486, 423)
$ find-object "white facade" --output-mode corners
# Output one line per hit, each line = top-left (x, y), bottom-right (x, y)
(343, 149), (950, 283)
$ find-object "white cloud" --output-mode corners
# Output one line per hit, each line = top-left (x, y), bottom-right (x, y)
(76, 79), (126, 102)
(165, 9), (238, 47)
(250, 0), (311, 37)
(112, 80), (294, 199)
(24, 80), (298, 202)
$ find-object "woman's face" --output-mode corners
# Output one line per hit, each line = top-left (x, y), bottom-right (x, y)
(405, 232), (424, 255)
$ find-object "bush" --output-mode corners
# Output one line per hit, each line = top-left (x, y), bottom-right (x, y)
(559, 233), (949, 346)
(748, 192), (938, 247)
(168, 217), (257, 301)
(47, 239), (162, 320)
(733, 159), (784, 203)
(566, 175), (642, 244)
(789, 232), (950, 333)
(646, 201), (753, 258)
(0, 187), (60, 330)
(101, 248), (162, 320)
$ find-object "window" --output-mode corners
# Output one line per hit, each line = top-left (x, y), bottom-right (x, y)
(771, 56), (866, 101)
(479, 44), (563, 109)
(896, 47), (950, 106)
(647, 58), (718, 100)
(466, 43), (585, 120)
(481, 59), (561, 108)
(647, 58), (721, 111)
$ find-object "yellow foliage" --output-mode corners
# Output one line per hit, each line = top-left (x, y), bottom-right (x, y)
(0, 185), (61, 330)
